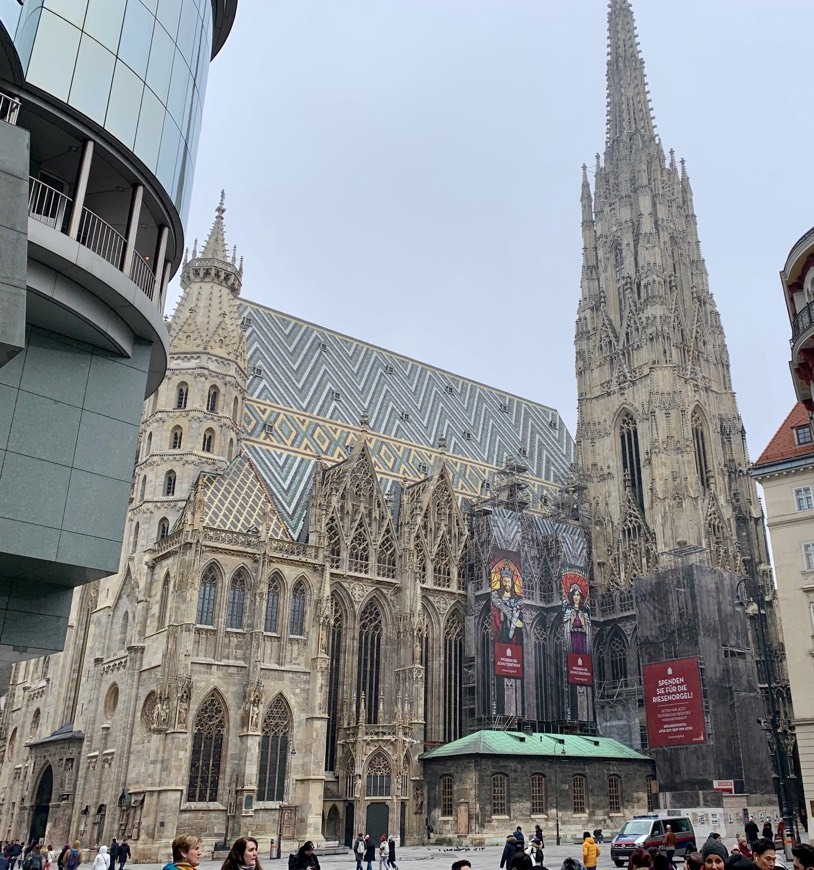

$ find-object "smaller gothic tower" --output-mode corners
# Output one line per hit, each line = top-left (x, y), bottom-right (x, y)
(128, 193), (247, 553)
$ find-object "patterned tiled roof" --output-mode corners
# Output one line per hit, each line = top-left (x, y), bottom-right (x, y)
(754, 402), (814, 468)
(239, 301), (574, 534)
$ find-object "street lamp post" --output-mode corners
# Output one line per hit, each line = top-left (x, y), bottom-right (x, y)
(735, 577), (796, 856)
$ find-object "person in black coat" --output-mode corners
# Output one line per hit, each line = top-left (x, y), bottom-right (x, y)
(363, 839), (376, 870)
(108, 841), (118, 870)
(745, 820), (759, 847)
(386, 839), (396, 870)
(500, 838), (518, 870)
(291, 843), (319, 870)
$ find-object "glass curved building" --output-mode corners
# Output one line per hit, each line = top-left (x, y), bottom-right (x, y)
(0, 0), (237, 666)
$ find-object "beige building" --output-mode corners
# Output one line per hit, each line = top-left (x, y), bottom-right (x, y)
(752, 404), (814, 828)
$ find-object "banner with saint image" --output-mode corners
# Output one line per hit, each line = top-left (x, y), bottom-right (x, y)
(490, 549), (524, 677)
(562, 566), (593, 685)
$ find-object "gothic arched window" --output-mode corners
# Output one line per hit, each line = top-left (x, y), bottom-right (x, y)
(326, 516), (341, 569)
(443, 612), (463, 743)
(170, 426), (183, 450)
(619, 412), (644, 513)
(175, 382), (188, 409)
(232, 396), (239, 424)
(691, 408), (711, 494)
(348, 525), (370, 574)
(118, 611), (129, 649)
(594, 635), (606, 686)
(157, 517), (170, 540)
(130, 522), (139, 554)
(357, 600), (382, 723)
(325, 595), (344, 770)
(164, 470), (176, 497)
(265, 574), (282, 633)
(196, 563), (219, 625)
(227, 568), (248, 629)
(377, 530), (397, 579)
(609, 630), (628, 683)
(533, 618), (547, 722)
(202, 428), (215, 453)
(228, 438), (234, 461)
(145, 431), (152, 457)
(365, 751), (391, 797)
(258, 696), (291, 802)
(433, 539), (452, 588)
(207, 385), (219, 413)
(187, 693), (226, 802)
(289, 580), (307, 636)
(139, 475), (146, 502)
(478, 608), (494, 717)
(158, 573), (171, 629)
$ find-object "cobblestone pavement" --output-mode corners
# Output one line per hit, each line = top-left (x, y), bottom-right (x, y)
(127, 841), (712, 870)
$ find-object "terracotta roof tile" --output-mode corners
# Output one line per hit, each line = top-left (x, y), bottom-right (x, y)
(754, 402), (814, 467)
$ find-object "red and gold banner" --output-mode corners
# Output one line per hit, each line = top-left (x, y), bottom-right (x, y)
(562, 566), (593, 685)
(490, 549), (524, 678)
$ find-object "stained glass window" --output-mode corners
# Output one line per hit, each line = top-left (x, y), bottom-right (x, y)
(187, 693), (226, 802)
(258, 696), (290, 802)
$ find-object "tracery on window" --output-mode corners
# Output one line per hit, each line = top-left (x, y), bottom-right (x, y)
(265, 574), (282, 633)
(227, 568), (248, 629)
(443, 612), (463, 742)
(365, 751), (391, 797)
(377, 530), (397, 579)
(187, 693), (226, 802)
(290, 580), (307, 636)
(325, 594), (344, 770)
(197, 563), (220, 626)
(433, 538), (452, 588)
(326, 516), (341, 570)
(357, 600), (382, 724)
(258, 696), (291, 802)
(348, 525), (370, 574)
(619, 412), (644, 513)
(691, 408), (711, 493)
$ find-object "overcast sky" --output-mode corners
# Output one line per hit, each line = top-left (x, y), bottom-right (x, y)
(175, 0), (813, 462)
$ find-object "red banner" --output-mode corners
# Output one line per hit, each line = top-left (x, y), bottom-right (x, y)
(643, 657), (706, 748)
(568, 652), (594, 685)
(490, 549), (524, 678)
(496, 643), (523, 677)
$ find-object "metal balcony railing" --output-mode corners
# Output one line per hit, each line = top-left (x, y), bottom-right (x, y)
(0, 90), (21, 125)
(792, 299), (814, 342)
(28, 176), (158, 307)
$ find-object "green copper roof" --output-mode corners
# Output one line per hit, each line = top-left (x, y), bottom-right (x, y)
(421, 730), (650, 761)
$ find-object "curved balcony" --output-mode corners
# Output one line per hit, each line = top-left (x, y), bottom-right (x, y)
(790, 300), (814, 405)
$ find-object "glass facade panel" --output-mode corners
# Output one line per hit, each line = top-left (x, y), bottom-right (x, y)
(70, 34), (115, 125)
(26, 9), (81, 101)
(15, 0), (212, 221)
(106, 59), (143, 148)
(0, 0), (23, 37)
(44, 0), (87, 28)
(83, 0), (124, 52)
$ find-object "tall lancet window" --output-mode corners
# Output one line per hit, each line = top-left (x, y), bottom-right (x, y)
(443, 612), (463, 743)
(691, 408), (711, 494)
(325, 595), (343, 771)
(187, 692), (226, 802)
(619, 412), (644, 513)
(258, 696), (291, 802)
(356, 600), (382, 724)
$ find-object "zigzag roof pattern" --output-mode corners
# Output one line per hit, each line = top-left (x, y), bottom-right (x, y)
(238, 301), (574, 535)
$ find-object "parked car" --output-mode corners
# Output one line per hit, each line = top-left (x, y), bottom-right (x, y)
(611, 815), (696, 867)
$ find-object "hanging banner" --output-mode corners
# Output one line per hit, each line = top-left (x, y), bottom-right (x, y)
(643, 657), (706, 748)
(490, 549), (524, 677)
(562, 567), (593, 685)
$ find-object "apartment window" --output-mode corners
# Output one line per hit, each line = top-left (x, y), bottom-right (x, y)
(572, 774), (587, 813)
(795, 486), (814, 512)
(491, 773), (508, 816)
(796, 425), (813, 446)
(530, 774), (547, 814)
(804, 542), (814, 571)
(608, 774), (622, 813)
(440, 775), (454, 817)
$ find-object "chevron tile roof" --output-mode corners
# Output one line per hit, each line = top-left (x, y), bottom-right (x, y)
(239, 301), (575, 534)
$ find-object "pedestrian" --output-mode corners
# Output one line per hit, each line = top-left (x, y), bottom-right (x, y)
(583, 831), (600, 870)
(777, 822), (785, 848)
(451, 862), (472, 870)
(116, 841), (129, 870)
(561, 859), (582, 870)
(352, 834), (365, 870)
(654, 855), (670, 870)
(534, 826), (543, 845)
(629, 849), (653, 870)
(702, 835), (729, 870)
(64, 842), (82, 870)
(44, 847), (55, 870)
(510, 847), (532, 870)
(377, 837), (388, 870)
(736, 837), (751, 859)
(751, 839), (775, 870)
(91, 847), (108, 870)
(513, 828), (525, 849)
(56, 845), (69, 870)
(0, 851), (9, 870)
(685, 854), (703, 870)
(527, 838), (544, 869)
(761, 823), (773, 842)
(363, 837), (375, 870)
(220, 836), (261, 870)
(746, 820), (760, 848)
(10, 842), (23, 870)
(290, 843), (319, 870)
(387, 837), (396, 870)
(22, 846), (43, 870)
(108, 842), (117, 870)
(171, 835), (202, 870)
(665, 826), (677, 869)
(501, 838), (518, 870)
(792, 844), (814, 870)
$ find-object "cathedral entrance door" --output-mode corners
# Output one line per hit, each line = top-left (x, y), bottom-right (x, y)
(29, 765), (53, 843)
(365, 803), (388, 843)
(343, 803), (355, 848)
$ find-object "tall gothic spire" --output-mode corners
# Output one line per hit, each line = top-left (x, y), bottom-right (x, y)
(605, 0), (656, 145)
(201, 189), (229, 261)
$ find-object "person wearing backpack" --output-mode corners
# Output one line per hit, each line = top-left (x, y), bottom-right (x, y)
(377, 837), (388, 870)
(21, 845), (42, 870)
(526, 838), (544, 869)
(64, 844), (82, 870)
(352, 834), (365, 870)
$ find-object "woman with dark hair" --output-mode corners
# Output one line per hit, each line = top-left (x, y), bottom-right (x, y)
(628, 849), (654, 870)
(220, 838), (261, 870)
(563, 583), (591, 654)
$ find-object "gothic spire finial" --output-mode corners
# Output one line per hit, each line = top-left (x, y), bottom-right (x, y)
(605, 0), (656, 145)
(201, 190), (230, 262)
